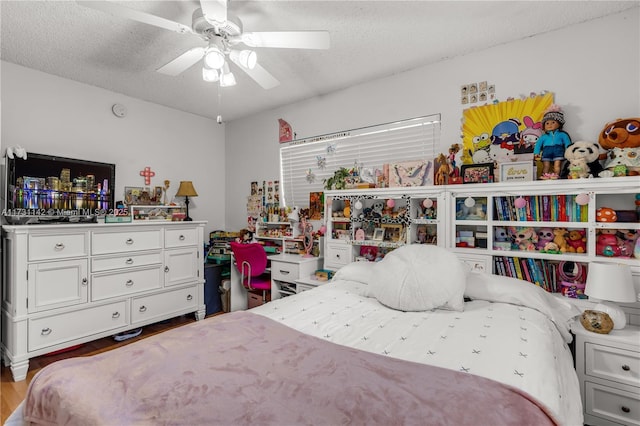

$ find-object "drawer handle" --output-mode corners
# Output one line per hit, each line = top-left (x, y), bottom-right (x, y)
(164, 266), (170, 273)
(179, 235), (185, 241)
(41, 327), (52, 336)
(621, 406), (630, 414)
(82, 278), (88, 286)
(112, 311), (120, 319)
(126, 279), (134, 287)
(125, 258), (134, 265)
(336, 254), (340, 259)
(139, 305), (147, 313)
(622, 364), (630, 371)
(187, 294), (193, 301)
(54, 243), (65, 251)
(279, 270), (290, 275)
(126, 238), (134, 245)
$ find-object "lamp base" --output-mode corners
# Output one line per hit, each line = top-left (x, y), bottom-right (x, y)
(594, 302), (627, 329)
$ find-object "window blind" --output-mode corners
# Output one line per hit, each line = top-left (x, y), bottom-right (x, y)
(280, 114), (441, 208)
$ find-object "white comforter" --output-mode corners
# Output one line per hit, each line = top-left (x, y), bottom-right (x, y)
(253, 279), (583, 426)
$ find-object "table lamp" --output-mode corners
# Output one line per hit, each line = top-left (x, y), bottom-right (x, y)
(585, 261), (636, 329)
(175, 181), (198, 221)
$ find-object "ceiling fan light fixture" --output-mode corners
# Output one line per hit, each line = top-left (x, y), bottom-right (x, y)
(230, 49), (257, 69)
(204, 45), (225, 69)
(220, 63), (236, 87)
(202, 66), (219, 82)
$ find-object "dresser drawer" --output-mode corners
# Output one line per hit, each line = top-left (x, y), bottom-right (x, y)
(28, 232), (88, 261)
(586, 342), (640, 387)
(165, 227), (198, 248)
(131, 285), (198, 324)
(92, 229), (162, 255)
(585, 381), (640, 426)
(271, 261), (300, 282)
(92, 267), (163, 301)
(91, 252), (162, 272)
(28, 301), (127, 352)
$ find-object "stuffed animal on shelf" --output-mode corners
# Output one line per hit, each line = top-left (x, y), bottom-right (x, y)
(596, 207), (617, 222)
(598, 117), (640, 176)
(617, 229), (639, 258)
(565, 229), (587, 253)
(596, 229), (622, 257)
(560, 141), (604, 179)
(512, 227), (538, 251)
(536, 227), (554, 250)
(552, 227), (569, 253)
(493, 227), (511, 250)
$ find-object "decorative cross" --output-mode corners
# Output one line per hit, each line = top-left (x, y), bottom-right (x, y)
(139, 166), (155, 185)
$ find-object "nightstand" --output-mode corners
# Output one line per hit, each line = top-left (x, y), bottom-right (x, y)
(269, 254), (323, 299)
(573, 323), (640, 426)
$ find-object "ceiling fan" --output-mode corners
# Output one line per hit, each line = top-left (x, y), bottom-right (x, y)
(77, 0), (330, 89)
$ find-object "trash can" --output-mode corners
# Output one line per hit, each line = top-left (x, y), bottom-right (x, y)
(204, 263), (223, 315)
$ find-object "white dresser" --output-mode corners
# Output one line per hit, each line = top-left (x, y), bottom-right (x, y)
(1, 221), (206, 381)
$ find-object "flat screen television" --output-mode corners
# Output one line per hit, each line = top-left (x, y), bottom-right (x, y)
(4, 152), (115, 223)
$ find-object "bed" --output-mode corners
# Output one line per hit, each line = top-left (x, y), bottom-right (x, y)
(8, 245), (583, 425)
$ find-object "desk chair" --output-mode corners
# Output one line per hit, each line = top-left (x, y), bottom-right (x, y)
(230, 242), (271, 305)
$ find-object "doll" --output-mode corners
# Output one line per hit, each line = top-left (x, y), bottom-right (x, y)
(533, 105), (572, 179)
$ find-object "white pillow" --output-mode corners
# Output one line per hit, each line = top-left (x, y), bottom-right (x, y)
(464, 271), (581, 342)
(331, 261), (376, 297)
(332, 261), (375, 284)
(370, 245), (466, 311)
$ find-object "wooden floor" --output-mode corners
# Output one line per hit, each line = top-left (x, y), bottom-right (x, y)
(0, 313), (215, 423)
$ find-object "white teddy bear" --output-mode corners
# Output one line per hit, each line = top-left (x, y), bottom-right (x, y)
(6, 146), (27, 160)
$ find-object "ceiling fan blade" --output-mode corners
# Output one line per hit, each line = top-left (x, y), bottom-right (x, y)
(200, 0), (227, 25)
(237, 31), (330, 49)
(229, 56), (280, 90)
(77, 1), (194, 35)
(157, 47), (205, 76)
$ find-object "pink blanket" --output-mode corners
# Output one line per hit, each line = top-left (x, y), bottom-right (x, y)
(24, 311), (557, 425)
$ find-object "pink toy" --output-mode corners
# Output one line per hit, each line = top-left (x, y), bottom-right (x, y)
(536, 227), (554, 250)
(596, 229), (622, 257)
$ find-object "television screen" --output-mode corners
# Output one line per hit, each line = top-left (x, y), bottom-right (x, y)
(5, 152), (115, 219)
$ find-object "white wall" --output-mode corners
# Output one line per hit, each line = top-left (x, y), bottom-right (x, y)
(225, 10), (640, 231)
(0, 62), (225, 236)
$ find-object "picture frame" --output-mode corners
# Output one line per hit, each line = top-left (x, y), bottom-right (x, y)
(499, 161), (535, 182)
(373, 228), (385, 241)
(382, 223), (404, 242)
(124, 186), (143, 205)
(461, 163), (494, 184)
(152, 186), (164, 204)
(389, 159), (433, 187)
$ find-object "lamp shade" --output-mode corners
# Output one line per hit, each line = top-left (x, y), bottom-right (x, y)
(175, 181), (198, 198)
(585, 262), (636, 303)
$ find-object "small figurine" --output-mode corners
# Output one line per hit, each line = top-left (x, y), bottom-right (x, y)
(533, 105), (572, 179)
(236, 228), (254, 243)
(448, 143), (461, 178)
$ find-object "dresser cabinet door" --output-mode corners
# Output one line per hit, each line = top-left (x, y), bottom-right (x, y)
(164, 247), (199, 286)
(27, 259), (88, 313)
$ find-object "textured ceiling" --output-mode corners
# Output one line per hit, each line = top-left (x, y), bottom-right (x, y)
(1, 1), (637, 122)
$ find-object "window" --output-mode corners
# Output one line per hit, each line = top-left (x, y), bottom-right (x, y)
(280, 114), (441, 207)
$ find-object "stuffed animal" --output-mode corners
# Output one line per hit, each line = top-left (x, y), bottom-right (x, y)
(552, 228), (569, 253)
(560, 141), (603, 179)
(536, 227), (555, 250)
(617, 229), (639, 258)
(493, 227), (511, 250)
(598, 118), (640, 176)
(596, 229), (622, 257)
(566, 230), (587, 253)
(596, 207), (617, 222)
(5, 146), (27, 160)
(512, 227), (538, 251)
(601, 147), (640, 176)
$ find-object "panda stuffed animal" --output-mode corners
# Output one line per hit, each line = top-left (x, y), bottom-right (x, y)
(560, 141), (604, 179)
